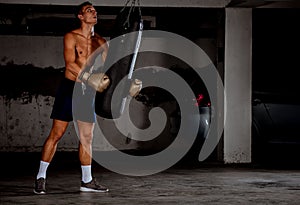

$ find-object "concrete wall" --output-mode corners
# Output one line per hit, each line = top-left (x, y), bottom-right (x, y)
(0, 36), (64, 68)
(0, 35), (143, 152)
(0, 36), (78, 152)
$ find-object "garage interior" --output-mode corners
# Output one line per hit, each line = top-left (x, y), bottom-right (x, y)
(0, 0), (300, 168)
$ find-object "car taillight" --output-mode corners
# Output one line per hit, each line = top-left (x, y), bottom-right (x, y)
(193, 94), (211, 107)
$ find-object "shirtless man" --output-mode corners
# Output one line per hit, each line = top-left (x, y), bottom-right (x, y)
(34, 1), (109, 194)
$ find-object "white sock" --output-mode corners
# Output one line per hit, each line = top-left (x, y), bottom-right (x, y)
(36, 161), (49, 179)
(81, 165), (92, 183)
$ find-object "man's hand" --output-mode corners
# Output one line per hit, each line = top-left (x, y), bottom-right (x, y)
(80, 72), (110, 93)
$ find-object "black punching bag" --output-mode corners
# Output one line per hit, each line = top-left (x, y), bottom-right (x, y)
(95, 0), (143, 119)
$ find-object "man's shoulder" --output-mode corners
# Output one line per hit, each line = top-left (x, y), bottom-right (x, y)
(93, 33), (106, 43)
(64, 29), (80, 38)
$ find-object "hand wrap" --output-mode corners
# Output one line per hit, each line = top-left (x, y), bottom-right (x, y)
(129, 78), (142, 97)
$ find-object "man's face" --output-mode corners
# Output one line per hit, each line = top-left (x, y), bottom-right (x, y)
(79, 5), (98, 24)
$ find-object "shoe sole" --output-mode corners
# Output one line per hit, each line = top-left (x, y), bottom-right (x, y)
(33, 189), (46, 195)
(80, 187), (109, 193)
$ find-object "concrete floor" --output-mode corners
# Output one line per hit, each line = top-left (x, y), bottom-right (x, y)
(1, 152), (300, 205)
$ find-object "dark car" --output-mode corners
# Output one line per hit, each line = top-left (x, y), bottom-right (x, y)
(130, 62), (212, 162)
(252, 91), (300, 166)
(252, 8), (300, 167)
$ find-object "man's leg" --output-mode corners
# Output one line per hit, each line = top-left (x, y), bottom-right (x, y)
(41, 119), (69, 162)
(77, 120), (94, 183)
(77, 120), (109, 192)
(34, 119), (68, 194)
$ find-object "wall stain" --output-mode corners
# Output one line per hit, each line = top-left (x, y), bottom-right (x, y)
(15, 118), (20, 127)
(0, 63), (64, 100)
(1, 56), (8, 62)
(44, 96), (52, 106)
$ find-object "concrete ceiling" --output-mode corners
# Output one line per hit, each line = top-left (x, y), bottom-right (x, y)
(227, 0), (300, 8)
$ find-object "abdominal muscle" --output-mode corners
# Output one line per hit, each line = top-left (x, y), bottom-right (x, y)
(64, 34), (102, 82)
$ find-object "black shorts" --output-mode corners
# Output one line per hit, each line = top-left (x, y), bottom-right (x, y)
(50, 78), (96, 123)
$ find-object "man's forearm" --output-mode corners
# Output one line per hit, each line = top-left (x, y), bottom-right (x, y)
(66, 62), (82, 78)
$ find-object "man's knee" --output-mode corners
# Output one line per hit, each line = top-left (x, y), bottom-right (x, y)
(49, 126), (67, 142)
(79, 131), (93, 145)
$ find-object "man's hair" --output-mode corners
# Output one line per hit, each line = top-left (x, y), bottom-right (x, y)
(75, 1), (93, 16)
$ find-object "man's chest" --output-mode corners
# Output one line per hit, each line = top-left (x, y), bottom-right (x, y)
(75, 38), (101, 57)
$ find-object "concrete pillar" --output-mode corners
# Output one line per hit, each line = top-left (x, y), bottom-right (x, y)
(224, 8), (252, 163)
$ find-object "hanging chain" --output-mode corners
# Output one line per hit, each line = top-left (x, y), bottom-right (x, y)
(121, 0), (142, 29)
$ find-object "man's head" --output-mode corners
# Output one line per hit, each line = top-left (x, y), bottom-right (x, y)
(76, 1), (93, 16)
(76, 1), (98, 25)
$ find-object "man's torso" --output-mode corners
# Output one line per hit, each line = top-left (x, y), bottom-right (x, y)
(65, 30), (104, 81)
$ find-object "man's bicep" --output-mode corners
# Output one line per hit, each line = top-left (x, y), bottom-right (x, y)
(64, 47), (76, 65)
